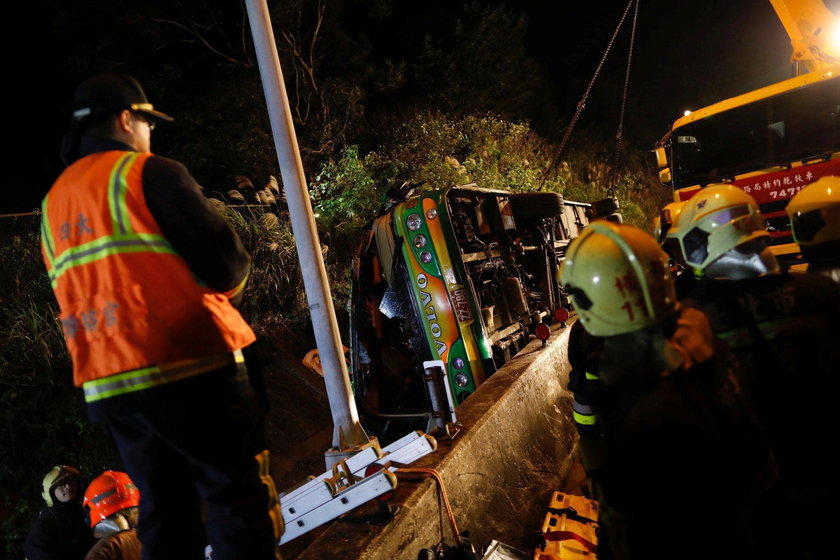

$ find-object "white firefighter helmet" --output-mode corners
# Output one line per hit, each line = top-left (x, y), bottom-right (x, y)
(664, 183), (769, 272)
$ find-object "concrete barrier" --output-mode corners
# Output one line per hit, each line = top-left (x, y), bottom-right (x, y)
(296, 323), (579, 559)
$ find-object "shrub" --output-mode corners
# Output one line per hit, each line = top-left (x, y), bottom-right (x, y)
(311, 113), (670, 232)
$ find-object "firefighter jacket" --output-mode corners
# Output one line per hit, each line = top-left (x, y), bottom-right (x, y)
(566, 320), (610, 474)
(682, 272), (839, 379)
(583, 307), (773, 560)
(682, 271), (840, 553)
(682, 273), (840, 466)
(41, 137), (255, 402)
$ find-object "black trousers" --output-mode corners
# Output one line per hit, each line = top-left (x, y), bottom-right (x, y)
(90, 362), (281, 560)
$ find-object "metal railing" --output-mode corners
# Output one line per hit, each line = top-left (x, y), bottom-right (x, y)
(0, 211), (40, 247)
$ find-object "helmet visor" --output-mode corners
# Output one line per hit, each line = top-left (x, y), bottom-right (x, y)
(704, 204), (751, 228)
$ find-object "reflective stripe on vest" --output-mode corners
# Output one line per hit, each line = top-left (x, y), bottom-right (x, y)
(46, 234), (176, 287)
(108, 153), (139, 235)
(223, 270), (250, 300)
(42, 154), (177, 288)
(573, 398), (598, 426)
(573, 411), (598, 426)
(83, 350), (245, 403)
(41, 197), (56, 268)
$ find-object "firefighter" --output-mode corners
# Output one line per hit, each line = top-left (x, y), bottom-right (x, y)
(41, 74), (282, 560)
(568, 200), (690, 470)
(655, 200), (696, 298)
(25, 465), (95, 560)
(665, 183), (840, 558)
(787, 175), (840, 282)
(83, 471), (142, 560)
(560, 221), (770, 560)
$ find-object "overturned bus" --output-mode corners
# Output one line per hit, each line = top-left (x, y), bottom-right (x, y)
(349, 183), (617, 440)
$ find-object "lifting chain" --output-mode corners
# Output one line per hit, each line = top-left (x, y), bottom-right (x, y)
(611, 0), (640, 196)
(547, 0), (638, 180)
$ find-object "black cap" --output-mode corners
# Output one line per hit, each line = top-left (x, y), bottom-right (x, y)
(72, 74), (174, 124)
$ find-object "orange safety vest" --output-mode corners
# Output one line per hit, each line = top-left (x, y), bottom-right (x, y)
(41, 151), (255, 402)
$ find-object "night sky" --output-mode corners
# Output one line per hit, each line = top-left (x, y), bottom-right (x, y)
(521, 0), (794, 139)
(3, 0), (836, 212)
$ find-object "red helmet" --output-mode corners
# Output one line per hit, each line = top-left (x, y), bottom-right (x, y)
(83, 471), (140, 527)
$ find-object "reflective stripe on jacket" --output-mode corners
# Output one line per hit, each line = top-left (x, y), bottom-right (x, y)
(42, 150), (255, 389)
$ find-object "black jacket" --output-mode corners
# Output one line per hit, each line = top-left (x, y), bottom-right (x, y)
(586, 308), (772, 560)
(682, 272), (840, 481)
(682, 271), (840, 558)
(25, 500), (95, 560)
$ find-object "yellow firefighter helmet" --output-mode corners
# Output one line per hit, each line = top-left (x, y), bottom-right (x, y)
(787, 175), (840, 247)
(560, 221), (677, 336)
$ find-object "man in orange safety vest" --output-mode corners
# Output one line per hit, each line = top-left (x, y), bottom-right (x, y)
(42, 74), (282, 560)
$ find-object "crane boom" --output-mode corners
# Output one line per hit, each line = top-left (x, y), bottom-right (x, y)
(769, 0), (840, 72)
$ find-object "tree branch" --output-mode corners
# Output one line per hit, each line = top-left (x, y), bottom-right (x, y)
(152, 16), (252, 67)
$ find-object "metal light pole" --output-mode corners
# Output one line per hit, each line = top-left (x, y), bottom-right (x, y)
(244, 0), (370, 466)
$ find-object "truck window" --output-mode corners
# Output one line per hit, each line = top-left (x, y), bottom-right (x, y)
(671, 78), (839, 188)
